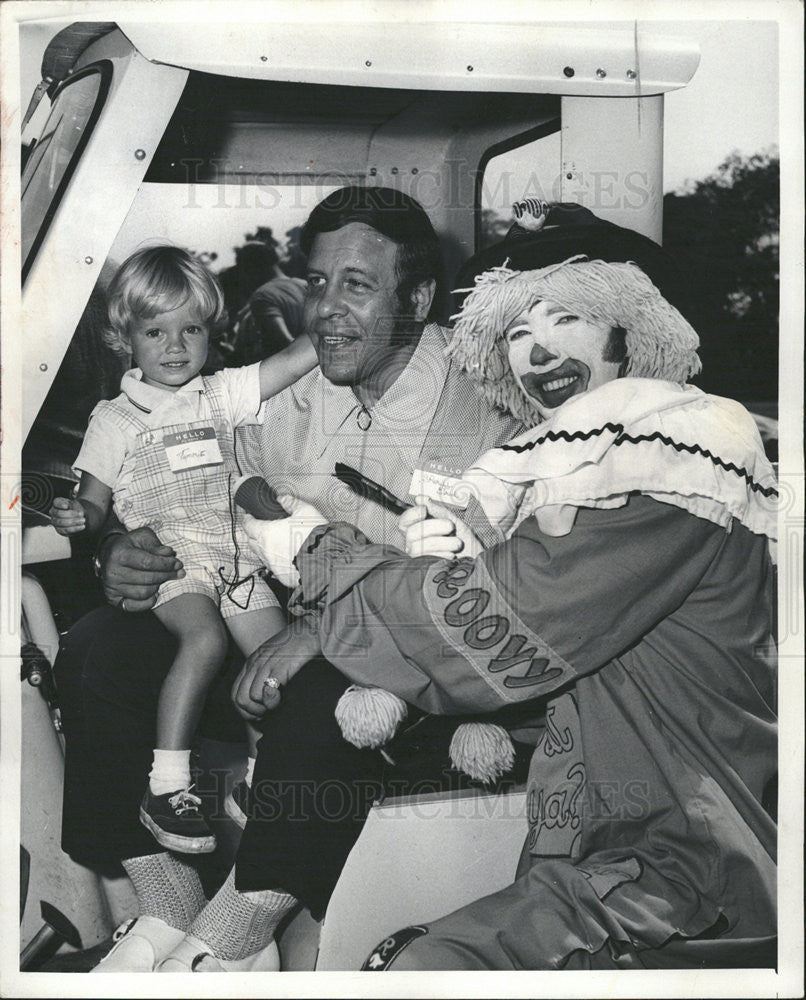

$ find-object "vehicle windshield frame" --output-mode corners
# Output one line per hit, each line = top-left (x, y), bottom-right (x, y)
(22, 61), (112, 283)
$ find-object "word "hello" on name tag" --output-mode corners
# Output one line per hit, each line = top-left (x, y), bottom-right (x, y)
(163, 427), (224, 472)
(409, 461), (473, 510)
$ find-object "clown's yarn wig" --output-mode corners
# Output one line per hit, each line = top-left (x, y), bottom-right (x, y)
(447, 257), (702, 426)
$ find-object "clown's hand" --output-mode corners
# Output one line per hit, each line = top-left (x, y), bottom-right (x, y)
(399, 501), (482, 559)
(243, 495), (327, 587)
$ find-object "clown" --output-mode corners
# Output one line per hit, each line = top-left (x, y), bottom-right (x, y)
(242, 209), (778, 970)
(332, 249), (775, 782)
(447, 254), (774, 546)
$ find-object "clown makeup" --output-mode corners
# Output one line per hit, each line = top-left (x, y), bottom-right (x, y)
(504, 299), (623, 419)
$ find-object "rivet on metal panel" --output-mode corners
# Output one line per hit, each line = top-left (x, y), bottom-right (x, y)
(626, 69), (637, 79)
(134, 149), (146, 161)
(411, 168), (419, 174)
(260, 55), (268, 62)
(369, 168), (377, 176)
(391, 167), (398, 175)
(566, 173), (573, 181)
(365, 60), (372, 67)
(596, 68), (606, 79)
(563, 66), (575, 78)
(39, 364), (48, 372)
(84, 256), (93, 265)
(467, 65), (474, 72)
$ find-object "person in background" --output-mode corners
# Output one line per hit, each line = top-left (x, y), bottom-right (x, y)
(217, 239), (278, 322)
(238, 246), (308, 360)
(220, 237), (307, 365)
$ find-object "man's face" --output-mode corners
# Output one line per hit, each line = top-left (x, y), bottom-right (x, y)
(304, 223), (419, 392)
(505, 300), (622, 420)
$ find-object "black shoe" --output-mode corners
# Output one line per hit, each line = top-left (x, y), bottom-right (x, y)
(139, 786), (216, 853)
(223, 780), (250, 829)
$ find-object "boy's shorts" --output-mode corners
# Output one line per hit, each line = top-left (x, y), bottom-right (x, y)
(153, 533), (280, 620)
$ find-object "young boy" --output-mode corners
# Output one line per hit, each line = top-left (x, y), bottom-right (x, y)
(50, 245), (317, 854)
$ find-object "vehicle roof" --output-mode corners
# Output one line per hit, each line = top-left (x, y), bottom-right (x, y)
(106, 20), (698, 96)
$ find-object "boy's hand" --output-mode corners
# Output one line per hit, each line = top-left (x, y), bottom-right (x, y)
(49, 497), (87, 535)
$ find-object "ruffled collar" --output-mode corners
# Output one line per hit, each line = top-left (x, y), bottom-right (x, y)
(463, 378), (777, 558)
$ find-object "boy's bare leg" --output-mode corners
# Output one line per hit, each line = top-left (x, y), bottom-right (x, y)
(226, 604), (287, 659)
(153, 593), (229, 750)
(140, 594), (228, 854)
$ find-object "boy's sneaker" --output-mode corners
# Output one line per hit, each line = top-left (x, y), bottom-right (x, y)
(139, 786), (216, 853)
(223, 781), (250, 829)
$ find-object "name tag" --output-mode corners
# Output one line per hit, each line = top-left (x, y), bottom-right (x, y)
(409, 460), (473, 509)
(163, 427), (223, 472)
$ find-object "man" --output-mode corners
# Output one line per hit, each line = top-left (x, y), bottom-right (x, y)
(55, 186), (521, 971)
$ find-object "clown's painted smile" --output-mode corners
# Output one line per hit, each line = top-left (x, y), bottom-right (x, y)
(505, 300), (622, 419)
(519, 358), (592, 410)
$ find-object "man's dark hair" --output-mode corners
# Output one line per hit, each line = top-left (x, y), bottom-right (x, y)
(300, 186), (442, 315)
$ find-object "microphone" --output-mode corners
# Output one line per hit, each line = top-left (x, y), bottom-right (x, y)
(234, 477), (289, 520)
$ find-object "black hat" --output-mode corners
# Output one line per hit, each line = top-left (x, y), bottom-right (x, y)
(455, 202), (691, 321)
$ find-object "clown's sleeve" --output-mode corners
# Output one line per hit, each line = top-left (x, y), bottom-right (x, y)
(293, 495), (733, 715)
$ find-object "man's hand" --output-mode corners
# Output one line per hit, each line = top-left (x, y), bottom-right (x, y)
(231, 616), (322, 721)
(243, 495), (327, 587)
(399, 501), (483, 559)
(49, 497), (86, 535)
(99, 527), (184, 611)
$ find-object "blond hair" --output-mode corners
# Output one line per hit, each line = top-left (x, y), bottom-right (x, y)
(104, 245), (226, 356)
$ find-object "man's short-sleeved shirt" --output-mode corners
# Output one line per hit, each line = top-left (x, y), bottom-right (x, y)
(238, 323), (521, 547)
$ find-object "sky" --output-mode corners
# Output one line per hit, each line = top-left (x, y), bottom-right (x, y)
(16, 13), (781, 268)
(658, 18), (778, 192)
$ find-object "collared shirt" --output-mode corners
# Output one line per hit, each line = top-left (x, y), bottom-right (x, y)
(74, 363), (262, 497)
(238, 323), (521, 547)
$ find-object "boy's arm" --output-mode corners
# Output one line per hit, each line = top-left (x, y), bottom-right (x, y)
(49, 472), (112, 538)
(257, 333), (318, 400)
(76, 472), (113, 537)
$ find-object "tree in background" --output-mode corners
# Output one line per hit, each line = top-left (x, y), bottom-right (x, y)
(281, 226), (308, 279)
(663, 147), (779, 404)
(244, 226), (280, 253)
(478, 208), (512, 249)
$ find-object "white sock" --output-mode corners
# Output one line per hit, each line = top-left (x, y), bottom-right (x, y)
(244, 757), (256, 788)
(149, 748), (192, 796)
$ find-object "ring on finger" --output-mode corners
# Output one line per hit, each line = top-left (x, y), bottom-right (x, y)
(263, 676), (280, 691)
(119, 597), (127, 613)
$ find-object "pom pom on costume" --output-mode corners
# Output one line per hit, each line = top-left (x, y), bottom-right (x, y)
(449, 723), (516, 785)
(335, 688), (517, 786)
(335, 685), (408, 749)
(511, 198), (550, 232)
